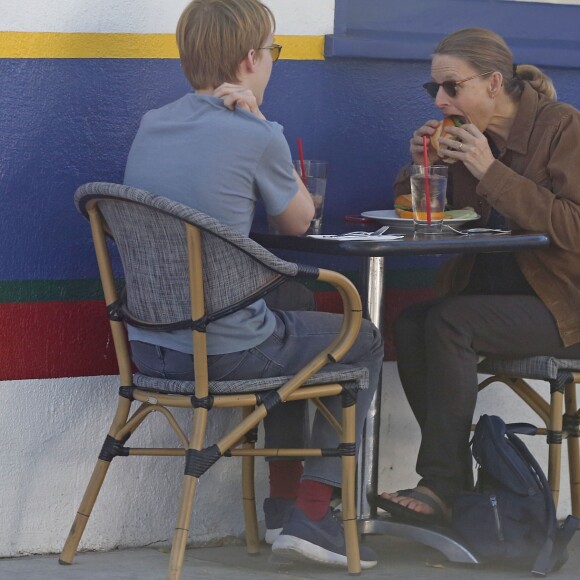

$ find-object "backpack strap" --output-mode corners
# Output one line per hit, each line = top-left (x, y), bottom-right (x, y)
(550, 515), (579, 572)
(505, 429), (563, 576)
(505, 422), (538, 437)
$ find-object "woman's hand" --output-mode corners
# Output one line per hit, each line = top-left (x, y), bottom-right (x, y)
(409, 120), (441, 165)
(439, 123), (495, 180)
(213, 83), (266, 120)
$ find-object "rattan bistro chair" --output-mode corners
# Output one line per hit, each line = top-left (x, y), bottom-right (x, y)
(477, 356), (580, 517)
(60, 182), (369, 578)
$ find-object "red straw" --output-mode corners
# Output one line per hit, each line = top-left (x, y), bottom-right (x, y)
(422, 135), (432, 225)
(297, 137), (307, 186)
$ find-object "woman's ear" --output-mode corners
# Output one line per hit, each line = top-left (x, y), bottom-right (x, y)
(489, 71), (503, 98)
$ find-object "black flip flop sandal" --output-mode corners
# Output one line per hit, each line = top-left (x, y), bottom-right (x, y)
(372, 489), (450, 527)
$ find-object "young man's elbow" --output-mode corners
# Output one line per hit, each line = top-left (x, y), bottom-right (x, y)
(285, 218), (312, 235)
(270, 211), (312, 235)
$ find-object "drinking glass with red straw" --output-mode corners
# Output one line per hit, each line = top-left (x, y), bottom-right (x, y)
(297, 137), (307, 186)
(421, 135), (432, 225)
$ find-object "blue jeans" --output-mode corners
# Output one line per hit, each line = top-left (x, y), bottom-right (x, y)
(131, 310), (383, 487)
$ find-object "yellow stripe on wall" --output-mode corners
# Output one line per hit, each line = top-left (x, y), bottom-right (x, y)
(278, 35), (324, 61)
(0, 32), (324, 60)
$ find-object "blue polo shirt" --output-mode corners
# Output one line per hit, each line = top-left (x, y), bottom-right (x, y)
(123, 93), (297, 354)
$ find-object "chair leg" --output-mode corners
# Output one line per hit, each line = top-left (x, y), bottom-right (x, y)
(566, 433), (580, 518)
(241, 407), (260, 554)
(167, 475), (200, 580)
(167, 407), (209, 580)
(59, 396), (132, 564)
(341, 397), (361, 575)
(59, 459), (113, 564)
(547, 389), (564, 509)
(565, 382), (580, 519)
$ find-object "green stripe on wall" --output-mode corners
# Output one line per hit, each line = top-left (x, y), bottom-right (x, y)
(0, 279), (110, 303)
(384, 268), (437, 289)
(0, 269), (435, 304)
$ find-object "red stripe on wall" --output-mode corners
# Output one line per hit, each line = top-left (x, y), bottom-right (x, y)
(0, 300), (117, 380)
(1, 288), (435, 380)
(313, 291), (344, 314)
(383, 288), (435, 360)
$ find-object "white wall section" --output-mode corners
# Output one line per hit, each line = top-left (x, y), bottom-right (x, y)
(0, 0), (335, 34)
(0, 367), (570, 556)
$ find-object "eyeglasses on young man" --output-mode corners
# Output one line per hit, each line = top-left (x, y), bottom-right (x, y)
(259, 43), (282, 62)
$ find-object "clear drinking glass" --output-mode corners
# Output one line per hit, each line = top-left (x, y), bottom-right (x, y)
(409, 165), (448, 234)
(293, 160), (327, 231)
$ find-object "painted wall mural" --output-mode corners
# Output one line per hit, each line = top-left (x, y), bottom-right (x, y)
(2, 0), (579, 380)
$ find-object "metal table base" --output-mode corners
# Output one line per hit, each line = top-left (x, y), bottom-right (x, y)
(360, 514), (480, 564)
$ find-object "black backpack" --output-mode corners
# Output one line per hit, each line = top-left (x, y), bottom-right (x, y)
(452, 414), (579, 576)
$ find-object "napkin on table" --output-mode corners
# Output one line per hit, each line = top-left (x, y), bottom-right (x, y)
(307, 234), (404, 241)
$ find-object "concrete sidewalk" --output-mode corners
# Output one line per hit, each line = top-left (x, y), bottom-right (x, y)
(1, 531), (579, 580)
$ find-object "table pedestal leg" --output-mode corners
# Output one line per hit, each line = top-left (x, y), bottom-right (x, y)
(358, 256), (385, 520)
(356, 256), (480, 565)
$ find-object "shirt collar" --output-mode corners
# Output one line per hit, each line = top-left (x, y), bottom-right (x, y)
(504, 82), (539, 155)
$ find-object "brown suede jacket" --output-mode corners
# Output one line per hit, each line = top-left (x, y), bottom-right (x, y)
(394, 83), (580, 347)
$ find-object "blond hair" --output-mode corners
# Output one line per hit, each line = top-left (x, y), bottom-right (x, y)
(176, 0), (275, 90)
(434, 28), (557, 101)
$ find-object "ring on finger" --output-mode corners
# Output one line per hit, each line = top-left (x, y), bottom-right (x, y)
(457, 141), (464, 151)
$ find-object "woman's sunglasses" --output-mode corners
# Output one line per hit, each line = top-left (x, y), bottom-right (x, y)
(422, 71), (493, 99)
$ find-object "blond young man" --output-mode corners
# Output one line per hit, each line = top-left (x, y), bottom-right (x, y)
(124, 0), (382, 568)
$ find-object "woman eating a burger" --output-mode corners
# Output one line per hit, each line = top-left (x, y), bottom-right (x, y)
(377, 27), (580, 525)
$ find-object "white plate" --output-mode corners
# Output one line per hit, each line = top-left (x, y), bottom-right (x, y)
(360, 209), (479, 230)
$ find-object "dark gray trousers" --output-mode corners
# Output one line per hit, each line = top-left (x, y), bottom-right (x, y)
(394, 294), (580, 506)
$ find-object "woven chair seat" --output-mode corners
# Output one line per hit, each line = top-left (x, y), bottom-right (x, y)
(478, 355), (580, 383)
(476, 354), (580, 518)
(133, 366), (369, 395)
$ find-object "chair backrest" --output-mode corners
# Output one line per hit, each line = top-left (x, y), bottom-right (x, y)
(74, 182), (301, 330)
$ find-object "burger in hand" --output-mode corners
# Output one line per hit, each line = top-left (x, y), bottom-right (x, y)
(430, 116), (464, 164)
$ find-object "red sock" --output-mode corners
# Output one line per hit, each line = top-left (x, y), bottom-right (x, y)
(294, 479), (333, 521)
(268, 461), (303, 500)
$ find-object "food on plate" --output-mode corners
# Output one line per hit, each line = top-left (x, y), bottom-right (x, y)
(394, 194), (477, 221)
(444, 207), (478, 220)
(430, 116), (464, 164)
(394, 193), (414, 218)
(393, 193), (444, 220)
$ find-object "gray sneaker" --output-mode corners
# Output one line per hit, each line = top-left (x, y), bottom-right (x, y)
(272, 507), (377, 569)
(263, 498), (294, 545)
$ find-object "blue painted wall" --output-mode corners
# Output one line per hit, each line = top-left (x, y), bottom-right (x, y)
(2, 56), (578, 279)
(330, 0), (580, 68)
